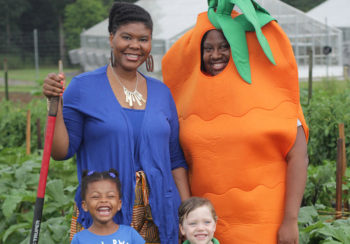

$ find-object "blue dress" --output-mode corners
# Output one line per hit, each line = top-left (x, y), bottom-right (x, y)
(62, 65), (187, 243)
(123, 108), (145, 171)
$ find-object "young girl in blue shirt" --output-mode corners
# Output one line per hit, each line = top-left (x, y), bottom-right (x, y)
(71, 169), (145, 244)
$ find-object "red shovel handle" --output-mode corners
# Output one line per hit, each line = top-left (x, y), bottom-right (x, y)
(30, 61), (63, 244)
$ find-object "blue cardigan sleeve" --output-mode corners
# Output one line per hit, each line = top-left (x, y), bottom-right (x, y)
(167, 89), (188, 170)
(62, 77), (84, 159)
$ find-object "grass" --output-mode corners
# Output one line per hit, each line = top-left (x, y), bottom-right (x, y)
(0, 67), (80, 83)
(300, 78), (350, 91)
(299, 78), (350, 105)
(0, 67), (81, 92)
(0, 85), (36, 92)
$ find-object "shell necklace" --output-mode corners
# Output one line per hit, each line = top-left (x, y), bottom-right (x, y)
(110, 64), (146, 107)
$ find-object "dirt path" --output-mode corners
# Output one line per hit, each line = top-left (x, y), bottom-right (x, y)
(0, 77), (40, 103)
(0, 92), (43, 103)
(0, 78), (37, 86)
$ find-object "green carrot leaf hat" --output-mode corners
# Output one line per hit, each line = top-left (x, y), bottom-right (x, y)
(207, 0), (276, 83)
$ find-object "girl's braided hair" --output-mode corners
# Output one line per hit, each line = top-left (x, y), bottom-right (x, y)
(81, 169), (122, 200)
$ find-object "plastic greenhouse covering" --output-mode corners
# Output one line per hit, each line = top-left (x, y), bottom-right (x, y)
(69, 0), (344, 79)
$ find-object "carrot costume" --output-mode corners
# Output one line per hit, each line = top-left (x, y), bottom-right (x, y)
(162, 0), (308, 243)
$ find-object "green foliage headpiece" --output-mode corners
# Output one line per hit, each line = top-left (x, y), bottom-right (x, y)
(207, 0), (276, 83)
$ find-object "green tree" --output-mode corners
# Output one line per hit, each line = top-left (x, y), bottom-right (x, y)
(48, 0), (74, 65)
(64, 0), (108, 50)
(0, 0), (28, 45)
(10, 0), (74, 66)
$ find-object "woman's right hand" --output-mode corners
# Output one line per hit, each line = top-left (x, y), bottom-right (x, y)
(42, 72), (70, 160)
(43, 73), (65, 98)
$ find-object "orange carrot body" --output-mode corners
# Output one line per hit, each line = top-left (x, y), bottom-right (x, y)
(163, 12), (308, 243)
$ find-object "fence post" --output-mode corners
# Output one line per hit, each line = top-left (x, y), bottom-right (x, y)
(26, 110), (31, 155)
(339, 123), (349, 211)
(336, 138), (343, 219)
(307, 48), (313, 105)
(4, 59), (9, 101)
(36, 118), (42, 150)
(33, 29), (39, 82)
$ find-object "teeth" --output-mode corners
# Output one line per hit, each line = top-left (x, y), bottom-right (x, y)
(212, 63), (225, 69)
(126, 54), (138, 58)
(195, 234), (207, 239)
(98, 207), (111, 212)
(97, 207), (111, 216)
(98, 207), (110, 210)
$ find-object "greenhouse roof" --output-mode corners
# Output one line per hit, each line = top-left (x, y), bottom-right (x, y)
(82, 0), (344, 40)
(136, 0), (208, 40)
(82, 19), (109, 37)
(74, 0), (344, 78)
(82, 0), (208, 40)
(307, 0), (350, 28)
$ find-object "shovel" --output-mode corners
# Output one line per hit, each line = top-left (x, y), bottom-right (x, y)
(30, 60), (64, 244)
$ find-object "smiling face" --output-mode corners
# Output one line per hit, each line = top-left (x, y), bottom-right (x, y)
(110, 22), (152, 72)
(82, 179), (122, 227)
(202, 30), (230, 76)
(180, 206), (217, 244)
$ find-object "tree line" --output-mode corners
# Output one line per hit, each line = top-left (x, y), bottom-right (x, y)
(0, 0), (325, 67)
(0, 0), (136, 67)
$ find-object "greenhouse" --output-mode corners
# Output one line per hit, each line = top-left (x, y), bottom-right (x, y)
(69, 0), (344, 79)
(307, 0), (350, 69)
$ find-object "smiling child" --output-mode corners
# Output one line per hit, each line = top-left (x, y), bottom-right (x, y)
(71, 169), (145, 244)
(179, 197), (219, 244)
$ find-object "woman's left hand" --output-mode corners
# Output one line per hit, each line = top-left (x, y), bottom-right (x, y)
(277, 218), (299, 244)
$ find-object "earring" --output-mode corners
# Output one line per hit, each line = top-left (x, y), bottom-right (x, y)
(146, 54), (154, 72)
(110, 49), (115, 67)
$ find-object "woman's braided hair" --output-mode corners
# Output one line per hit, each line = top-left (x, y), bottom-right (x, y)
(108, 2), (153, 35)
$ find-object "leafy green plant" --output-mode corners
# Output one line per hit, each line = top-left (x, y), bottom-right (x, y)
(0, 99), (47, 151)
(301, 80), (350, 165)
(299, 205), (350, 244)
(303, 160), (336, 207)
(0, 147), (77, 243)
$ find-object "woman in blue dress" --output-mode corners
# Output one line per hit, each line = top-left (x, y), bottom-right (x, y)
(42, 2), (190, 243)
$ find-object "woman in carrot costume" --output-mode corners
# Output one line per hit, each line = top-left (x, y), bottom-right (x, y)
(162, 0), (309, 243)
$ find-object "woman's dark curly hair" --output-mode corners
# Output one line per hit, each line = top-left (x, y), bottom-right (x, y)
(108, 2), (153, 34)
(81, 169), (122, 200)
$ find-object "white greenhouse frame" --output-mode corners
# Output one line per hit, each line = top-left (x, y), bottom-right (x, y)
(69, 0), (344, 79)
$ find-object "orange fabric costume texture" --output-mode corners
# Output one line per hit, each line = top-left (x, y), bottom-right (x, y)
(162, 12), (309, 244)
